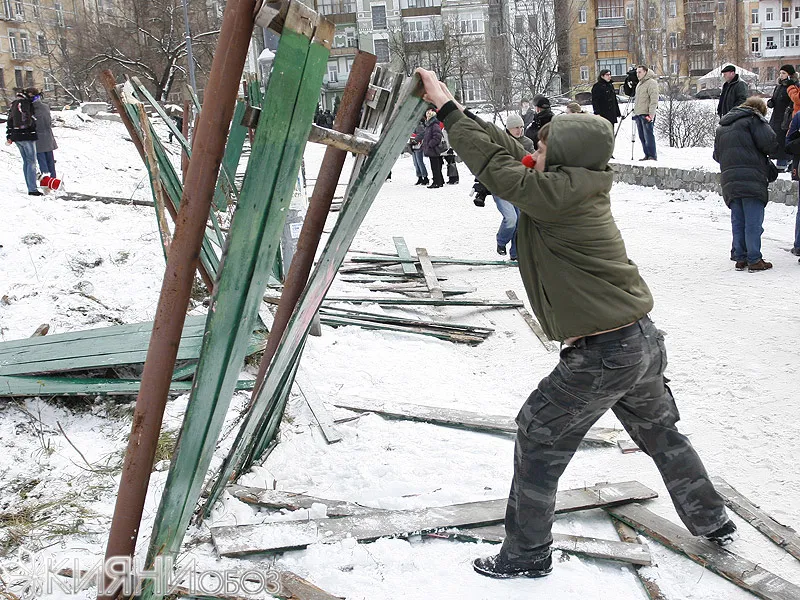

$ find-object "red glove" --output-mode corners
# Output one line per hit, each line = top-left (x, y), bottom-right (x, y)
(521, 154), (536, 169)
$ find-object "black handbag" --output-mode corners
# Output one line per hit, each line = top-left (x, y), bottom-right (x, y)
(767, 160), (780, 183)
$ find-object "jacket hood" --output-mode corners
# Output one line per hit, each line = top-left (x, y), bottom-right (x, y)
(719, 105), (764, 126)
(639, 70), (657, 84)
(546, 114), (613, 171)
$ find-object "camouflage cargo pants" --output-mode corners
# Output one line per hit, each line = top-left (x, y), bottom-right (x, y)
(501, 316), (729, 562)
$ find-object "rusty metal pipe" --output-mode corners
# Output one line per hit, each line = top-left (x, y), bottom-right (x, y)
(251, 51), (376, 397)
(99, 0), (257, 597)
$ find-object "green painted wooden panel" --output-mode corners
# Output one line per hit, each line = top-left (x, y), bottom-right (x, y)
(0, 375), (255, 397)
(392, 236), (418, 275)
(213, 100), (248, 211)
(203, 76), (429, 513)
(142, 19), (328, 590)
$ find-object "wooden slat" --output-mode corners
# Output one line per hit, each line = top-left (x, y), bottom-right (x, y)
(144, 12), (331, 581)
(611, 518), (669, 600)
(506, 290), (558, 352)
(349, 256), (519, 267)
(295, 370), (342, 444)
(450, 524), (652, 566)
(331, 397), (622, 445)
(203, 75), (430, 514)
(416, 247), (444, 300)
(318, 307), (493, 334)
(136, 104), (172, 259)
(211, 481), (658, 556)
(607, 503), (800, 600)
(320, 315), (487, 344)
(227, 486), (376, 517)
(0, 375), (255, 397)
(712, 477), (800, 562)
(323, 297), (523, 307)
(213, 99), (249, 211)
(392, 236), (418, 275)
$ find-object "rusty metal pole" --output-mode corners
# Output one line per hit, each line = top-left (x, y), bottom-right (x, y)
(99, 0), (256, 596)
(251, 51), (376, 397)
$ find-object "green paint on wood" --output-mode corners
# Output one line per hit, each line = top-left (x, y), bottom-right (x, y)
(0, 375), (254, 397)
(213, 100), (248, 211)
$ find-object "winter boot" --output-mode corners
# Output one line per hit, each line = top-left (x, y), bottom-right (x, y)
(734, 260), (747, 271)
(414, 177), (423, 185)
(748, 259), (773, 272)
(473, 551), (552, 579)
(421, 177), (429, 186)
(496, 244), (507, 256)
(704, 520), (739, 547)
(790, 247), (800, 256)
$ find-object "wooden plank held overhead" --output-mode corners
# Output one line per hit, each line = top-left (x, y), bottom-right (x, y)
(141, 6), (334, 596)
(201, 74), (430, 515)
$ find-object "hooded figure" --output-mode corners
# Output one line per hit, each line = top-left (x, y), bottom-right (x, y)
(27, 88), (58, 178)
(591, 69), (622, 124)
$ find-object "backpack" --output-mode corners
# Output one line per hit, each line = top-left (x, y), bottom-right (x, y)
(9, 97), (35, 130)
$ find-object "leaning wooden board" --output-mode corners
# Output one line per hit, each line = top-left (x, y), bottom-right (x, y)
(607, 503), (800, 600)
(332, 397), (623, 445)
(211, 480), (658, 556)
(0, 375), (255, 397)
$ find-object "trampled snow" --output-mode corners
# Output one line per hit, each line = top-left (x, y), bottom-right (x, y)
(1, 111), (799, 600)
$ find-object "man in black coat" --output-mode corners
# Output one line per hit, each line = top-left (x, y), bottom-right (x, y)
(592, 69), (622, 125)
(523, 96), (553, 148)
(712, 97), (777, 272)
(767, 64), (798, 169)
(717, 65), (749, 118)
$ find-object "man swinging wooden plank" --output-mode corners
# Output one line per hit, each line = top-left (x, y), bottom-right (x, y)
(415, 68), (737, 580)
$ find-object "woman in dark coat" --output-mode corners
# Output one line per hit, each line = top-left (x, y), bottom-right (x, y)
(422, 108), (445, 188)
(591, 69), (622, 125)
(27, 88), (58, 178)
(767, 64), (797, 169)
(712, 97), (778, 272)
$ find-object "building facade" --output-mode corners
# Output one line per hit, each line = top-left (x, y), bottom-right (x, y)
(744, 0), (800, 88)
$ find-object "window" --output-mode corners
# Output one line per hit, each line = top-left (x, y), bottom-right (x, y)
(578, 3), (586, 23)
(43, 72), (54, 92)
(785, 31), (800, 47)
(580, 65), (589, 81)
(24, 68), (33, 87)
(784, 7), (791, 23)
(648, 2), (656, 20)
(458, 12), (484, 34)
(404, 18), (435, 42)
(0, 68), (5, 90)
(55, 2), (64, 26)
(38, 33), (47, 54)
(317, 0), (357, 14)
(327, 63), (338, 82)
(718, 28), (725, 45)
(460, 76), (485, 102)
(515, 15), (524, 34)
(766, 7), (774, 21)
(528, 14), (537, 31)
(626, 2), (634, 19)
(649, 35), (658, 51)
(580, 37), (587, 55)
(598, 57), (627, 76)
(668, 0), (676, 17)
(796, 5), (800, 20)
(596, 27), (628, 51)
(752, 8), (759, 24)
(13, 0), (22, 18)
(766, 35), (776, 49)
(2, 0), (10, 19)
(767, 66), (776, 80)
(15, 67), (23, 88)
(373, 38), (389, 62)
(671, 61), (679, 74)
(32, 0), (40, 17)
(19, 31), (29, 55)
(669, 32), (677, 49)
(8, 31), (18, 58)
(751, 36), (760, 53)
(371, 5), (386, 29)
(717, 1), (725, 14)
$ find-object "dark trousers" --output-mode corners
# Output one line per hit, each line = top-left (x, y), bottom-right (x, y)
(501, 317), (728, 562)
(428, 155), (444, 186)
(37, 151), (56, 178)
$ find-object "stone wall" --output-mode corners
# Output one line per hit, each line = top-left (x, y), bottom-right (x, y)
(611, 163), (799, 207)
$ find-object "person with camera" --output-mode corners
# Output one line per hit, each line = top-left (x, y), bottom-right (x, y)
(416, 67), (735, 579)
(768, 65), (798, 171)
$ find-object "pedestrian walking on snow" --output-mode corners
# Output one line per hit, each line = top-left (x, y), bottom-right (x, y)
(417, 67), (736, 580)
(5, 88), (41, 196)
(713, 97), (778, 272)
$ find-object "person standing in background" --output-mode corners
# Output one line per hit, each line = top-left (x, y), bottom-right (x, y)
(5, 88), (42, 196)
(27, 88), (58, 179)
(767, 65), (796, 171)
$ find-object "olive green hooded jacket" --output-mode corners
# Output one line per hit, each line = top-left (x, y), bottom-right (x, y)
(439, 104), (654, 341)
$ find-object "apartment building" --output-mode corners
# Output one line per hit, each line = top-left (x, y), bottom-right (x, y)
(0, 0), (75, 108)
(744, 0), (800, 86)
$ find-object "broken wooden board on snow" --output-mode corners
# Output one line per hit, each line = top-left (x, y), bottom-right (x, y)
(444, 524), (652, 566)
(611, 518), (668, 599)
(227, 485), (377, 518)
(331, 397), (623, 446)
(294, 370), (342, 444)
(505, 290), (558, 353)
(211, 481), (658, 556)
(0, 374), (254, 397)
(712, 476), (800, 562)
(607, 503), (800, 600)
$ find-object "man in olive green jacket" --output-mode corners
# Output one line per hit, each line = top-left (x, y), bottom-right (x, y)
(416, 69), (735, 579)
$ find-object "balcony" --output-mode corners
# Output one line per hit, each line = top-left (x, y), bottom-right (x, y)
(325, 11), (357, 24)
(330, 45), (358, 56)
(401, 6), (441, 16)
(597, 17), (624, 27)
(10, 51), (34, 61)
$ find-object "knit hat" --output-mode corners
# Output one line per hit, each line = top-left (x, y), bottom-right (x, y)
(506, 113), (524, 129)
(535, 96), (551, 109)
(781, 64), (797, 76)
(721, 64), (736, 74)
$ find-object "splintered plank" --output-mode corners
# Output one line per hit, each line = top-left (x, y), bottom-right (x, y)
(607, 503), (800, 600)
(612, 518), (668, 600)
(227, 486), (376, 517)
(448, 524), (652, 566)
(712, 477), (800, 562)
(0, 375), (255, 397)
(323, 297), (523, 308)
(295, 370), (342, 444)
(415, 248), (443, 300)
(211, 481), (658, 556)
(392, 236), (418, 275)
(506, 290), (558, 353)
(331, 397), (622, 446)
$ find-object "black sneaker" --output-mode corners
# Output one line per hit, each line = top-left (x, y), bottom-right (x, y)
(497, 245), (507, 256)
(790, 247), (800, 256)
(703, 520), (738, 547)
(473, 551), (552, 579)
(28, 191), (43, 196)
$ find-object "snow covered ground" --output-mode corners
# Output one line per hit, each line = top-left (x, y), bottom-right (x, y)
(1, 113), (799, 600)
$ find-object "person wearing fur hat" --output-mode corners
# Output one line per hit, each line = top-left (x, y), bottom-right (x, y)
(591, 69), (621, 125)
(523, 96), (553, 148)
(767, 65), (798, 170)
